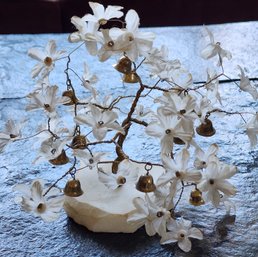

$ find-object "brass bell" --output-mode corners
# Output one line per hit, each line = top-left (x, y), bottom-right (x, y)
(136, 174), (156, 193)
(122, 72), (139, 83)
(62, 90), (78, 105)
(189, 188), (205, 206)
(71, 135), (87, 149)
(173, 137), (185, 145)
(49, 149), (69, 165)
(196, 118), (216, 137)
(113, 56), (132, 74)
(64, 179), (84, 197)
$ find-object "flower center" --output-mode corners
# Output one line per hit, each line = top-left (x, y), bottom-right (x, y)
(117, 176), (126, 185)
(156, 211), (164, 217)
(175, 171), (181, 178)
(44, 103), (51, 111)
(209, 179), (215, 185)
(107, 40), (114, 47)
(98, 121), (104, 126)
(128, 35), (134, 42)
(180, 233), (185, 239)
(37, 203), (46, 213)
(165, 129), (171, 134)
(44, 56), (53, 67)
(98, 18), (107, 25)
(179, 109), (186, 115)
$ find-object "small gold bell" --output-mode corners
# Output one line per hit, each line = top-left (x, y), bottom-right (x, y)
(189, 189), (205, 206)
(71, 135), (87, 149)
(173, 137), (185, 145)
(64, 179), (84, 197)
(113, 56), (132, 74)
(49, 149), (69, 165)
(62, 90), (78, 105)
(136, 174), (156, 193)
(122, 72), (139, 83)
(196, 118), (216, 137)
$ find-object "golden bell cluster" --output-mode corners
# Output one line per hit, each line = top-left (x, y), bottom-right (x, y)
(122, 72), (139, 83)
(136, 174), (156, 193)
(62, 90), (78, 105)
(49, 149), (69, 165)
(196, 118), (216, 137)
(113, 56), (139, 83)
(189, 189), (205, 206)
(64, 179), (84, 197)
(113, 56), (132, 74)
(71, 135), (87, 149)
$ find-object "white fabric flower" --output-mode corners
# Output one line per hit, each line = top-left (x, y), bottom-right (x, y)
(238, 66), (258, 100)
(157, 149), (202, 188)
(34, 138), (67, 164)
(156, 92), (198, 132)
(98, 159), (138, 189)
(82, 62), (98, 98)
(154, 183), (176, 211)
(28, 40), (65, 78)
(127, 194), (171, 236)
(74, 104), (124, 140)
(161, 218), (203, 252)
(194, 144), (219, 169)
(123, 9), (155, 61)
(194, 96), (213, 123)
(14, 180), (64, 222)
(83, 2), (124, 25)
(205, 68), (222, 104)
(144, 45), (181, 81)
(201, 27), (232, 66)
(134, 104), (152, 119)
(73, 149), (106, 169)
(144, 45), (170, 65)
(0, 120), (22, 153)
(97, 28), (133, 62)
(198, 161), (237, 207)
(68, 17), (99, 55)
(244, 113), (258, 148)
(169, 68), (193, 89)
(34, 117), (69, 144)
(145, 108), (193, 154)
(26, 85), (68, 117)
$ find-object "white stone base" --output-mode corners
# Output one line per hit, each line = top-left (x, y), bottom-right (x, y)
(64, 163), (164, 233)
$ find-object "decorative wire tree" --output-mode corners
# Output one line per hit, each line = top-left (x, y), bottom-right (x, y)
(1, 1), (257, 253)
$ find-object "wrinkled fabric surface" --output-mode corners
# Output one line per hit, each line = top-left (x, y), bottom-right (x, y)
(0, 22), (258, 257)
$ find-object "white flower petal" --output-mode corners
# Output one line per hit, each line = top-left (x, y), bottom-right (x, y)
(92, 127), (107, 140)
(189, 227), (203, 240)
(216, 180), (236, 196)
(28, 48), (45, 61)
(145, 221), (156, 236)
(31, 181), (44, 202)
(160, 232), (178, 244)
(201, 44), (217, 59)
(178, 238), (192, 252)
